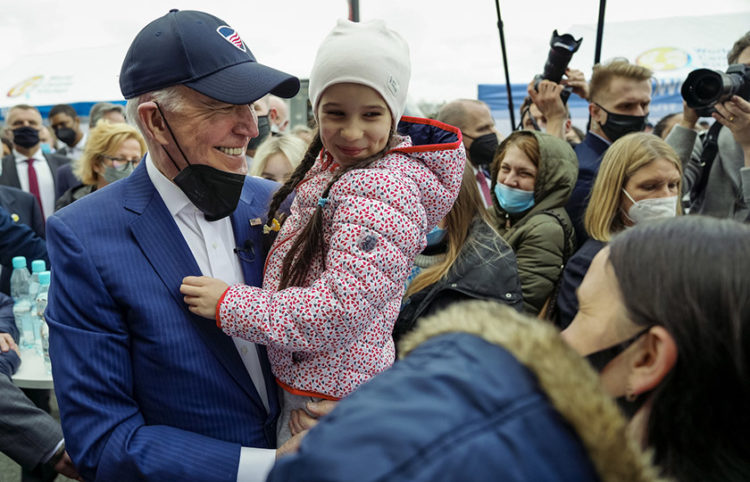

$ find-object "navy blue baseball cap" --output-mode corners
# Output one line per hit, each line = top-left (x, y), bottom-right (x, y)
(119, 9), (300, 104)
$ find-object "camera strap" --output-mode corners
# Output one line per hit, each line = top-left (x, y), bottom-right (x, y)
(690, 121), (722, 205)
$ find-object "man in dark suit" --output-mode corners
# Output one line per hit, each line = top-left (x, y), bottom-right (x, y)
(48, 104), (86, 160)
(0, 186), (45, 295)
(0, 292), (80, 481)
(0, 209), (72, 481)
(46, 9), (300, 482)
(1, 105), (70, 219)
(563, 59), (652, 246)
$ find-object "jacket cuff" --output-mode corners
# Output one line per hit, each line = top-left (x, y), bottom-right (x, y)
(215, 286), (231, 329)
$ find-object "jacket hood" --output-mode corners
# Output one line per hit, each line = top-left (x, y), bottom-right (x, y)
(399, 301), (664, 482)
(491, 131), (578, 221)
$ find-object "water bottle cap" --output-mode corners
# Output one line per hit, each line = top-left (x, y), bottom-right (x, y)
(31, 259), (46, 273)
(12, 256), (27, 269)
(39, 271), (51, 285)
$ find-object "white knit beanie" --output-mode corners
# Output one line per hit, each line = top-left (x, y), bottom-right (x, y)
(309, 19), (411, 124)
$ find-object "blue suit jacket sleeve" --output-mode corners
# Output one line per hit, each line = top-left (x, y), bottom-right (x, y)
(46, 215), (242, 482)
(0, 206), (47, 269)
(0, 292), (19, 377)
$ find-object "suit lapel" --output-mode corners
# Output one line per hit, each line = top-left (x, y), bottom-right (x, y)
(125, 165), (266, 410)
(230, 179), (279, 412)
(1, 155), (21, 188)
(0, 188), (18, 216)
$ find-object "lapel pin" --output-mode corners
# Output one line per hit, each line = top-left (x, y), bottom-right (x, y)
(249, 218), (262, 226)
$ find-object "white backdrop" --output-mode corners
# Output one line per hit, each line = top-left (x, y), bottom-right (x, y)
(0, 1), (748, 115)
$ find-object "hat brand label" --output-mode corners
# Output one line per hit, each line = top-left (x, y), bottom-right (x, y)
(387, 74), (399, 96)
(217, 26), (247, 52)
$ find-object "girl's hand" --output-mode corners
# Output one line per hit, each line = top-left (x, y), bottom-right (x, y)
(180, 276), (229, 320)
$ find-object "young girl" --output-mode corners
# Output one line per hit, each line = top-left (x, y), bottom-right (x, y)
(180, 19), (464, 443)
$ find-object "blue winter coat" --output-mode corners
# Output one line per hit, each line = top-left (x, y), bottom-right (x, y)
(269, 332), (601, 481)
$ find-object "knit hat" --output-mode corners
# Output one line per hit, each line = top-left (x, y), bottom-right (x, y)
(308, 19), (411, 124)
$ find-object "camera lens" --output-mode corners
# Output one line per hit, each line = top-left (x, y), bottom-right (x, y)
(695, 76), (721, 103)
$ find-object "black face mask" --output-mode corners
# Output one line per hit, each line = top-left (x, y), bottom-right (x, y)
(55, 126), (77, 147)
(585, 326), (652, 418)
(12, 126), (40, 149)
(155, 103), (245, 222)
(467, 133), (499, 167)
(246, 115), (270, 151)
(595, 103), (647, 142)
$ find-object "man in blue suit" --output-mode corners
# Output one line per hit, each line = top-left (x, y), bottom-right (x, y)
(46, 10), (300, 482)
(562, 59), (652, 246)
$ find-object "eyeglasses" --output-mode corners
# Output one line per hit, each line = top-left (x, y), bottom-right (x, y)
(101, 155), (140, 171)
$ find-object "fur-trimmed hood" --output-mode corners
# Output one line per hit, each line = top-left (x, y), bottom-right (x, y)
(399, 301), (664, 482)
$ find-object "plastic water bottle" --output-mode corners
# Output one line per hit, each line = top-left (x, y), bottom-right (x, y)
(28, 260), (46, 353)
(9, 256), (33, 349)
(28, 259), (46, 302)
(36, 271), (51, 372)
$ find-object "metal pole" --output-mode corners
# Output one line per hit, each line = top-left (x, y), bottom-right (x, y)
(349, 0), (360, 22)
(594, 0), (606, 64)
(494, 0), (516, 130)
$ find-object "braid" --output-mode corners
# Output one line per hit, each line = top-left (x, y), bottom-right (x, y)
(265, 132), (323, 228)
(278, 131), (398, 289)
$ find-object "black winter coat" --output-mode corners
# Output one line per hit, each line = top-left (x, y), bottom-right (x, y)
(393, 218), (523, 345)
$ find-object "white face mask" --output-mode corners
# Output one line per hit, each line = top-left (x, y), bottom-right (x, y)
(622, 189), (678, 225)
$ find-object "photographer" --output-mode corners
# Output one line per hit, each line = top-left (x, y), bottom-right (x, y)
(666, 31), (750, 221)
(523, 69), (588, 142)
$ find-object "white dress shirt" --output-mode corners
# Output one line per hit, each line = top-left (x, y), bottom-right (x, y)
(64, 131), (87, 160)
(146, 154), (275, 482)
(13, 147), (55, 219)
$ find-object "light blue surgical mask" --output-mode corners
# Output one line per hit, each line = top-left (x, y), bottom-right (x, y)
(40, 143), (52, 154)
(425, 226), (447, 246)
(494, 183), (535, 213)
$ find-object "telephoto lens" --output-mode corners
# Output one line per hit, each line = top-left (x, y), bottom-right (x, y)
(681, 64), (750, 117)
(542, 30), (583, 83)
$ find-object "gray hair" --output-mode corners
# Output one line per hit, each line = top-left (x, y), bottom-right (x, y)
(125, 86), (187, 132)
(88, 102), (125, 128)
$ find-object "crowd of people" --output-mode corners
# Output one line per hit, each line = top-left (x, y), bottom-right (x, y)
(0, 8), (748, 482)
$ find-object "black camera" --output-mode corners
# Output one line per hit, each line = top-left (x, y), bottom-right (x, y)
(533, 30), (583, 103)
(681, 64), (750, 117)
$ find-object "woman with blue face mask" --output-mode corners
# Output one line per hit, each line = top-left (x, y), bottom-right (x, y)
(55, 121), (146, 211)
(394, 162), (523, 348)
(555, 133), (682, 329)
(490, 130), (578, 316)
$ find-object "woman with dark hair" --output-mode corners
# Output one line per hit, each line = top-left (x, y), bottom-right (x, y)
(393, 161), (523, 345)
(562, 216), (750, 481)
(490, 130), (578, 316)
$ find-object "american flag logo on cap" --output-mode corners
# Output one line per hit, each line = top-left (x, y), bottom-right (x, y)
(216, 26), (246, 52)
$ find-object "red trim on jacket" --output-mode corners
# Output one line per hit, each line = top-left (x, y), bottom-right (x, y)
(215, 286), (231, 328)
(276, 378), (341, 401)
(390, 116), (464, 154)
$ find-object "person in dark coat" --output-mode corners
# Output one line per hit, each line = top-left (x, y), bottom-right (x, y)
(562, 216), (750, 481)
(394, 162), (522, 345)
(0, 104), (71, 218)
(556, 133), (681, 328)
(269, 301), (660, 482)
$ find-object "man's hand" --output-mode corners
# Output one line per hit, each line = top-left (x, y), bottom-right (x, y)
(714, 95), (750, 166)
(276, 430), (307, 459)
(54, 451), (83, 481)
(288, 399), (338, 436)
(678, 100), (700, 130)
(179, 276), (230, 320)
(0, 332), (19, 356)
(527, 79), (567, 139)
(561, 68), (589, 100)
